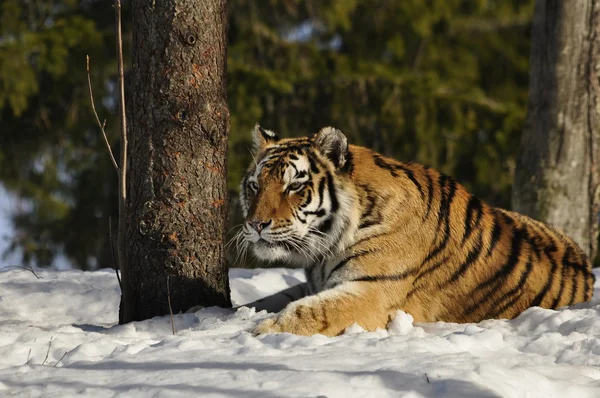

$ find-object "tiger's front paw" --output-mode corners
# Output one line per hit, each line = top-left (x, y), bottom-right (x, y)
(252, 317), (282, 335)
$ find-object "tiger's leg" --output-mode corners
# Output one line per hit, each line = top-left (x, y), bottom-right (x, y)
(239, 282), (309, 313)
(253, 281), (396, 336)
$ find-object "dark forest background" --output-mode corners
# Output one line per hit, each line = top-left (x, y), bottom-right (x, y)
(0, 0), (556, 269)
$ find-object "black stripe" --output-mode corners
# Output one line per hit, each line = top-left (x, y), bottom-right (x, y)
(500, 211), (514, 225)
(307, 153), (320, 174)
(445, 235), (483, 286)
(358, 184), (382, 229)
(266, 143), (310, 155)
(438, 176), (457, 227)
(300, 189), (312, 208)
(359, 198), (379, 229)
(351, 269), (419, 283)
(411, 256), (449, 287)
(360, 196), (375, 219)
(529, 236), (559, 308)
(372, 154), (423, 198)
(583, 270), (591, 302)
(483, 227), (524, 287)
(358, 219), (380, 229)
(295, 210), (307, 223)
(464, 226), (524, 315)
(327, 251), (372, 281)
(561, 244), (590, 271)
(462, 196), (483, 245)
(521, 224), (542, 260)
(486, 211), (503, 257)
(528, 224), (588, 306)
(372, 154), (399, 177)
(360, 194), (375, 220)
(485, 253), (533, 319)
(487, 291), (521, 320)
(400, 165), (424, 199)
(585, 273), (595, 301)
(340, 149), (354, 174)
(350, 230), (397, 249)
(326, 172), (339, 213)
(327, 257), (354, 278)
(569, 267), (580, 305)
(424, 169), (435, 220)
(316, 178), (326, 209)
(421, 175), (457, 265)
(550, 264), (568, 308)
(304, 209), (326, 217)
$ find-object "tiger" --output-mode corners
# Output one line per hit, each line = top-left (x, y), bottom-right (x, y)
(237, 124), (595, 336)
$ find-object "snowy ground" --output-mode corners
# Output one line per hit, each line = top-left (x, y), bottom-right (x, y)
(1, 267), (600, 398)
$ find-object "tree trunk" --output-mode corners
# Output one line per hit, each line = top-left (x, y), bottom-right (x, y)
(125, 0), (231, 322)
(513, 0), (600, 261)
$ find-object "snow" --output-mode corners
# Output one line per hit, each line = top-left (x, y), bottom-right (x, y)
(1, 267), (600, 397)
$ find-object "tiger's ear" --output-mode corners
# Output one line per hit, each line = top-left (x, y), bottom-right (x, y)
(313, 127), (348, 169)
(252, 123), (279, 151)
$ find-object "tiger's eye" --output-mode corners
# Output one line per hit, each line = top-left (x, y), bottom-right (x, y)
(248, 181), (259, 192)
(288, 182), (303, 191)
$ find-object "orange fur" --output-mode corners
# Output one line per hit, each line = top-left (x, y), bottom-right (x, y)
(240, 128), (595, 336)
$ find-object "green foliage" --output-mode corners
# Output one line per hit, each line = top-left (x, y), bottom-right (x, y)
(0, 0), (126, 268)
(227, 0), (533, 207)
(1, 0), (541, 268)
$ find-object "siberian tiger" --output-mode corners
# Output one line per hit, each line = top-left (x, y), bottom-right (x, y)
(238, 124), (595, 336)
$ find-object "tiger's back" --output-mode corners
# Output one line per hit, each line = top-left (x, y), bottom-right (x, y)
(241, 126), (595, 335)
(330, 145), (594, 323)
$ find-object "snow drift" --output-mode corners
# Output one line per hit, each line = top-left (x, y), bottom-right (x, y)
(0, 267), (599, 397)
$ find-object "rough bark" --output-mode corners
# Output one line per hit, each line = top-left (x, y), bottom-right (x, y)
(513, 0), (600, 261)
(126, 0), (231, 322)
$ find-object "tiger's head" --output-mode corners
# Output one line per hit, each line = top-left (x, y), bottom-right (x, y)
(239, 125), (353, 265)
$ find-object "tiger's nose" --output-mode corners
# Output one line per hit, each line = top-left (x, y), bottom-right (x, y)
(248, 219), (272, 233)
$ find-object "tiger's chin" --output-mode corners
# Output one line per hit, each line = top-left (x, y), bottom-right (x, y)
(251, 241), (292, 262)
(251, 239), (315, 266)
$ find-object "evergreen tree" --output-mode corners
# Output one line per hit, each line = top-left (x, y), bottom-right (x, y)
(0, 0), (130, 268)
(124, 0), (231, 321)
(1, 0), (538, 268)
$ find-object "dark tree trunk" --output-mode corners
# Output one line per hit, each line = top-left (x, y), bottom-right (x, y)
(513, 0), (600, 261)
(125, 0), (231, 322)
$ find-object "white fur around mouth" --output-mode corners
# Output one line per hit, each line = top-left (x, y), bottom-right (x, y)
(252, 241), (291, 262)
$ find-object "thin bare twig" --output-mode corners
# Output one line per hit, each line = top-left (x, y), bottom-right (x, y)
(53, 351), (68, 367)
(42, 337), (53, 366)
(1, 265), (41, 279)
(86, 55), (119, 173)
(108, 217), (122, 291)
(114, 0), (131, 324)
(167, 276), (176, 335)
(26, 348), (31, 365)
